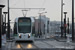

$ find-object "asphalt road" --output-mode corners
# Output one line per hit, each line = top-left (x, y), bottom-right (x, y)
(1, 33), (75, 50)
(6, 39), (75, 50)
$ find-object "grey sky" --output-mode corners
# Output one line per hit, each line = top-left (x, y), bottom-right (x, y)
(0, 0), (74, 22)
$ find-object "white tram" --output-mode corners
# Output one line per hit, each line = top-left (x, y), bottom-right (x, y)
(13, 17), (35, 41)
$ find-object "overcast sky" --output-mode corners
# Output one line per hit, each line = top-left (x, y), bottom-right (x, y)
(0, 0), (74, 22)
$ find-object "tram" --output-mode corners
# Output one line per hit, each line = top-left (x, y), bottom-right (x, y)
(13, 17), (35, 41)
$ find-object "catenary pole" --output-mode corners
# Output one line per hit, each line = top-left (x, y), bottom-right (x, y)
(72, 0), (75, 41)
(8, 0), (10, 39)
(61, 0), (64, 37)
(0, 5), (5, 48)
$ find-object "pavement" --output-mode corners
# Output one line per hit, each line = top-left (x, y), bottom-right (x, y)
(0, 33), (14, 50)
(54, 36), (75, 47)
(0, 33), (75, 50)
(35, 34), (75, 49)
(9, 39), (75, 50)
(53, 33), (72, 42)
(54, 36), (70, 42)
(0, 34), (7, 50)
(0, 46), (7, 50)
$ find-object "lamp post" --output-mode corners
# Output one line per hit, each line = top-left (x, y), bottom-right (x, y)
(0, 5), (5, 48)
(67, 18), (69, 34)
(64, 12), (67, 38)
(3, 12), (8, 34)
(72, 0), (75, 41)
(61, 0), (65, 38)
(8, 0), (10, 40)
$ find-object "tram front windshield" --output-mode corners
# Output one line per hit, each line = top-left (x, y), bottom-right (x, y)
(18, 18), (31, 33)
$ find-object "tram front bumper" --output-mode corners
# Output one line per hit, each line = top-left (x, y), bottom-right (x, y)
(14, 36), (34, 41)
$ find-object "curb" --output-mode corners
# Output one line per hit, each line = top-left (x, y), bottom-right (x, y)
(54, 37), (67, 42)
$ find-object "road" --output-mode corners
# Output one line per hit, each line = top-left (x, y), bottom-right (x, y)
(1, 33), (75, 50)
(5, 38), (75, 50)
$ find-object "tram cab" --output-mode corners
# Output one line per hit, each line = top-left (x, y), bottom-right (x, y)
(13, 17), (35, 41)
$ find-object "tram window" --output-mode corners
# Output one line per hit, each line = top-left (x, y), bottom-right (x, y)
(19, 20), (23, 22)
(19, 19), (30, 23)
(18, 18), (31, 33)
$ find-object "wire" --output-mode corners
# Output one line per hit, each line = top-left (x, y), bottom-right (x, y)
(38, 0), (46, 13)
(23, 0), (26, 8)
(41, 0), (46, 8)
(22, 0), (28, 17)
(10, 0), (20, 6)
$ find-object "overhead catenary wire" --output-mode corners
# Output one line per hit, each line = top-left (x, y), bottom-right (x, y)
(22, 0), (26, 17)
(41, 0), (46, 9)
(9, 8), (45, 10)
(38, 0), (46, 13)
(24, 0), (26, 8)
(22, 0), (29, 17)
(10, 0), (45, 17)
(10, 0), (21, 7)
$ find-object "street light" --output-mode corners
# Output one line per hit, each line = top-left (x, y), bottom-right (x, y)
(0, 5), (5, 48)
(61, 0), (65, 38)
(64, 12), (67, 38)
(72, 0), (75, 41)
(3, 12), (8, 33)
(67, 18), (69, 34)
(8, 0), (10, 40)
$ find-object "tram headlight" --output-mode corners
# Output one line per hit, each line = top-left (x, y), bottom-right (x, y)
(19, 34), (21, 36)
(19, 34), (21, 38)
(28, 34), (30, 38)
(29, 34), (30, 36)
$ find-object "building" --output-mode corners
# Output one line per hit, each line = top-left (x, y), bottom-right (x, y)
(50, 21), (61, 34)
(35, 15), (50, 37)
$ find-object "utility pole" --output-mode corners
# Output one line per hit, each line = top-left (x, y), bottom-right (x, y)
(64, 12), (67, 38)
(61, 0), (64, 38)
(72, 0), (75, 41)
(8, 0), (10, 39)
(3, 12), (8, 34)
(67, 18), (69, 34)
(38, 13), (41, 38)
(40, 14), (41, 38)
(0, 5), (5, 48)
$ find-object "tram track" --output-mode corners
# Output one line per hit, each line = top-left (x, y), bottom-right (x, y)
(16, 40), (54, 50)
(32, 43), (39, 49)
(9, 40), (75, 50)
(18, 43), (24, 50)
(15, 41), (39, 50)
(11, 41), (25, 50)
(41, 41), (54, 48)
